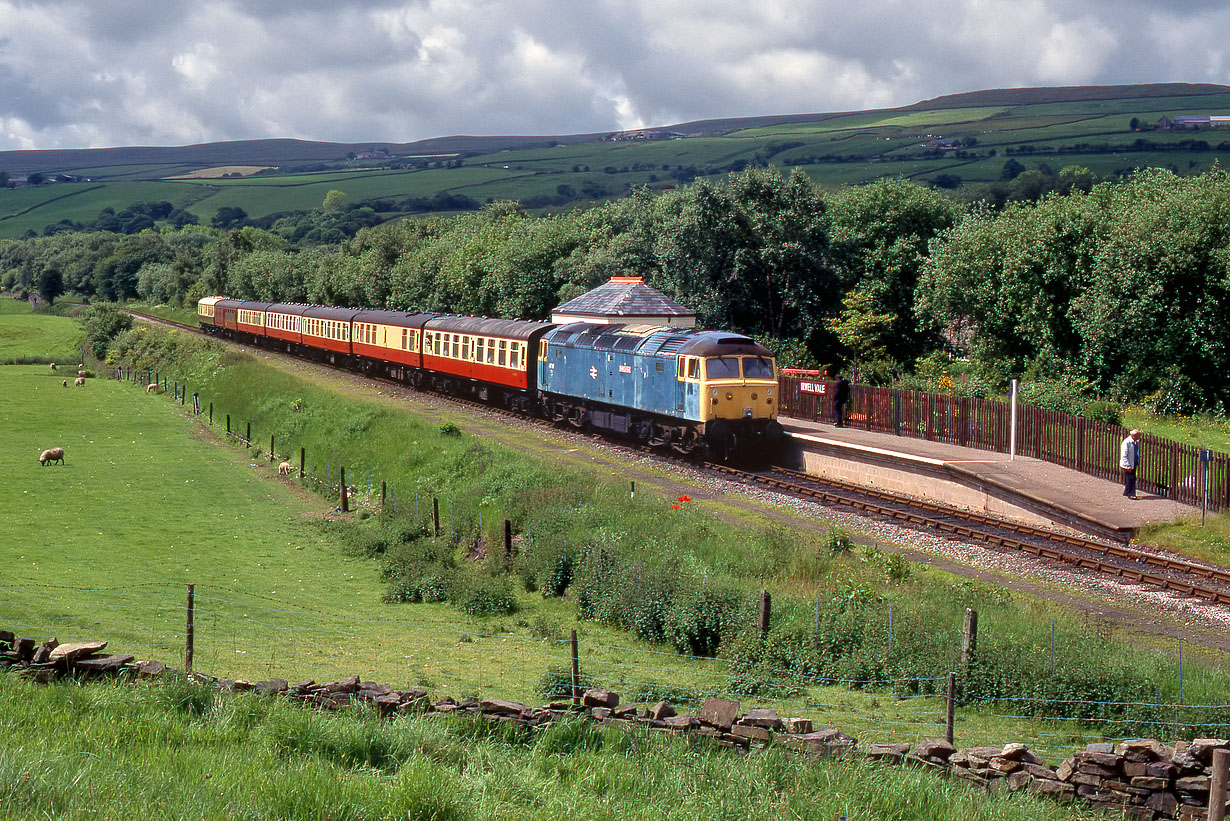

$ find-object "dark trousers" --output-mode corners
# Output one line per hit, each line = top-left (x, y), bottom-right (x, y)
(834, 401), (848, 427)
(1123, 468), (1137, 498)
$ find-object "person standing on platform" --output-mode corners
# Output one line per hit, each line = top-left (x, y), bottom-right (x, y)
(1120, 428), (1141, 499)
(833, 372), (851, 428)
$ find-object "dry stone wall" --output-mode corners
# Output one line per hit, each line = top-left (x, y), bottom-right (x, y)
(1, 629), (1226, 819)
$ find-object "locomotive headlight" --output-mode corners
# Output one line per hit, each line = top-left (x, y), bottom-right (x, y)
(726, 392), (733, 400)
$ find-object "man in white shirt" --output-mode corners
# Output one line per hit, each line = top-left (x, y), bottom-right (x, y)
(1120, 429), (1141, 499)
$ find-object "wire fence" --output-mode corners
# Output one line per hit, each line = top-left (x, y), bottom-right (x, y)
(7, 580), (1230, 759)
(84, 366), (1230, 759)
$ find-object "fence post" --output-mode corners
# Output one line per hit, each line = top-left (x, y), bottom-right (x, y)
(245, 421), (251, 444)
(630, 481), (635, 499)
(381, 481), (387, 508)
(1009, 379), (1018, 461)
(433, 497), (440, 537)
(504, 519), (512, 564)
(185, 583), (195, 676)
(1210, 749), (1229, 821)
(945, 671), (956, 743)
(226, 414), (231, 435)
(270, 434), (275, 462)
(758, 590), (771, 637)
(209, 403), (213, 425)
(300, 446), (305, 478)
(570, 629), (581, 707)
(961, 608), (978, 666)
(340, 466), (348, 512)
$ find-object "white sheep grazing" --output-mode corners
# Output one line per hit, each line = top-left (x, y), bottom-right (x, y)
(38, 447), (65, 466)
(146, 383), (158, 393)
(76, 370), (86, 378)
(62, 380), (68, 388)
(278, 461), (294, 475)
(49, 362), (57, 371)
(74, 376), (85, 387)
(77, 362), (83, 369)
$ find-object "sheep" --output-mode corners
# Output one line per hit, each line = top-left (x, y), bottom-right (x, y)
(49, 362), (56, 371)
(38, 447), (65, 466)
(74, 376), (85, 387)
(77, 362), (83, 369)
(62, 380), (68, 388)
(76, 370), (86, 378)
(146, 383), (158, 393)
(277, 461), (294, 475)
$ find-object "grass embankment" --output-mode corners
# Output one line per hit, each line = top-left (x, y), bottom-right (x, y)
(82, 323), (1230, 749)
(0, 298), (83, 364)
(0, 673), (1100, 821)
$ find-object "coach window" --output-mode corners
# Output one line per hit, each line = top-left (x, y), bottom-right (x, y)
(498, 339), (507, 367)
(510, 343), (520, 369)
(487, 339), (496, 364)
(477, 338), (486, 363)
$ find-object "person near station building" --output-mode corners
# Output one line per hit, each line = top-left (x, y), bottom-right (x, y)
(833, 372), (851, 428)
(1120, 428), (1141, 499)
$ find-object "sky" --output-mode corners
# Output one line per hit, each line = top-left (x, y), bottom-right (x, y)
(2, 0), (1229, 151)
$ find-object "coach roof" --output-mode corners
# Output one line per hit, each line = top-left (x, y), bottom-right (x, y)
(425, 315), (555, 339)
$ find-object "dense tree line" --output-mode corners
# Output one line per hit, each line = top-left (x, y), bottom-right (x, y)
(5, 165), (1230, 412)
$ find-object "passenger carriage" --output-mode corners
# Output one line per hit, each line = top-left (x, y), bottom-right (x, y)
(420, 316), (555, 410)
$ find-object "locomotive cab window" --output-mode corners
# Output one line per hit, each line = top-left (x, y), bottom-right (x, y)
(743, 357), (774, 379)
(705, 357), (741, 380)
(687, 358), (700, 380)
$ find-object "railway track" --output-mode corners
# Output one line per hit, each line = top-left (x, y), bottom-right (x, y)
(125, 308), (1230, 609)
(705, 462), (1230, 607)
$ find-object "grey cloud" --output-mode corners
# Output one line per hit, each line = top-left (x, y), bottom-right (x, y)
(1, 0), (1229, 149)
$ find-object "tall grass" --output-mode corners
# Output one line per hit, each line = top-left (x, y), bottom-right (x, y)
(0, 672), (1101, 821)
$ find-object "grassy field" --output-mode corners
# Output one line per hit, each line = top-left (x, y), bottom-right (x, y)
(0, 673), (1101, 821)
(7, 86), (1230, 236)
(10, 309), (1230, 770)
(0, 298), (83, 363)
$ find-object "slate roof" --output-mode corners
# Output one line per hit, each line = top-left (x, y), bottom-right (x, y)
(552, 277), (695, 319)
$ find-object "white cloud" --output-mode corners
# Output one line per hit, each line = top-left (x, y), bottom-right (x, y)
(0, 0), (1226, 150)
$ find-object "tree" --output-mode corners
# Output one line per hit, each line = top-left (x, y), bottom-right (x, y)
(322, 189), (348, 213)
(1000, 159), (1026, 181)
(37, 267), (64, 305)
(211, 207), (248, 229)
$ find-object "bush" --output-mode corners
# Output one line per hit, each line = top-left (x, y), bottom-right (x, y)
(535, 664), (599, 701)
(536, 551), (573, 597)
(450, 574), (517, 616)
(664, 586), (745, 657)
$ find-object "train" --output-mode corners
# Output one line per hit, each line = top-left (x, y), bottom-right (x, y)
(197, 296), (784, 459)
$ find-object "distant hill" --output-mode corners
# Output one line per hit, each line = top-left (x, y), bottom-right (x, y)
(3, 82), (1230, 239)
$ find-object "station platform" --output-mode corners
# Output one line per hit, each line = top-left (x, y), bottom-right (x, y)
(780, 416), (1197, 541)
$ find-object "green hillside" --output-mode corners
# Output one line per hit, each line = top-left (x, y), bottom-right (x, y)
(3, 83), (1230, 237)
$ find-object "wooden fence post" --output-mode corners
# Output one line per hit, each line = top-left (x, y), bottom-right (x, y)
(381, 481), (387, 508)
(570, 629), (581, 707)
(185, 584), (195, 676)
(504, 519), (512, 564)
(961, 608), (978, 666)
(340, 466), (348, 512)
(245, 421), (251, 444)
(433, 497), (440, 537)
(945, 671), (956, 743)
(758, 590), (771, 636)
(209, 403), (213, 425)
(270, 434), (275, 461)
(1210, 748), (1229, 821)
(300, 446), (305, 478)
(226, 414), (231, 435)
